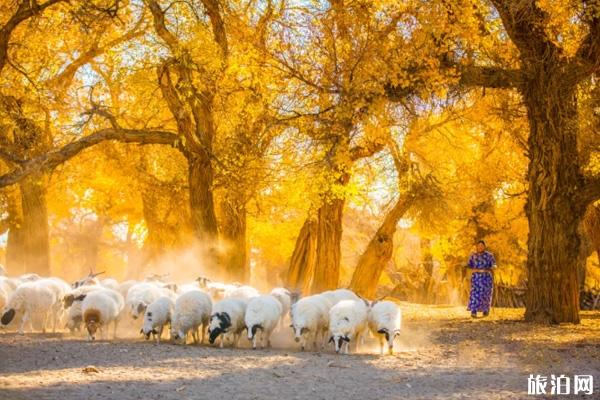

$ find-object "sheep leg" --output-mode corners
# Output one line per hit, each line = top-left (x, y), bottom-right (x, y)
(51, 308), (57, 333)
(113, 319), (119, 340)
(201, 323), (207, 344)
(220, 334), (224, 348)
(41, 312), (48, 334)
(19, 311), (30, 334)
(353, 332), (360, 353)
(378, 335), (385, 355)
(252, 332), (258, 350)
(320, 328), (327, 350)
(156, 326), (163, 344)
(266, 329), (272, 349)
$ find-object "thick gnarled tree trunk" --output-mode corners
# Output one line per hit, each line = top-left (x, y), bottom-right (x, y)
(188, 154), (219, 244)
(311, 198), (345, 294)
(349, 196), (413, 298)
(5, 185), (25, 274)
(286, 219), (317, 293)
(219, 196), (248, 282)
(522, 72), (585, 324)
(19, 173), (50, 276)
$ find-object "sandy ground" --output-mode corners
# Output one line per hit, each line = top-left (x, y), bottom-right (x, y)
(1, 305), (599, 400)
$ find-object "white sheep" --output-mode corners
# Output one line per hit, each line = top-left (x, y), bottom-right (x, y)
(178, 281), (202, 294)
(43, 277), (71, 331)
(71, 271), (105, 289)
(320, 288), (360, 306)
(290, 294), (332, 351)
(1, 280), (57, 334)
(270, 287), (297, 329)
(0, 285), (8, 314)
(328, 299), (369, 354)
(117, 280), (139, 299)
(126, 282), (171, 320)
(170, 290), (212, 345)
(81, 289), (124, 341)
(100, 278), (119, 292)
(204, 282), (237, 301)
(19, 273), (41, 282)
(141, 296), (174, 343)
(225, 285), (260, 300)
(63, 286), (99, 332)
(0, 276), (18, 294)
(0, 277), (17, 311)
(245, 295), (282, 349)
(368, 300), (402, 355)
(65, 284), (125, 334)
(208, 298), (247, 348)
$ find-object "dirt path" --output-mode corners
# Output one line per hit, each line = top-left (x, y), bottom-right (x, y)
(1, 305), (599, 399)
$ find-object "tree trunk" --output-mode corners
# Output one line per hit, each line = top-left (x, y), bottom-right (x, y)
(286, 219), (317, 294)
(349, 196), (414, 298)
(522, 73), (585, 324)
(141, 189), (172, 267)
(5, 185), (25, 274)
(188, 154), (219, 262)
(220, 197), (248, 282)
(19, 173), (50, 276)
(420, 237), (434, 303)
(311, 198), (345, 294)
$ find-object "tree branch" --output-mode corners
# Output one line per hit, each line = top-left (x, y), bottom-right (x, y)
(200, 0), (228, 59)
(574, 0), (600, 74)
(459, 65), (522, 89)
(0, 0), (66, 75)
(146, 0), (180, 50)
(489, 0), (561, 58)
(48, 15), (146, 96)
(350, 140), (385, 161)
(580, 175), (600, 206)
(0, 128), (180, 188)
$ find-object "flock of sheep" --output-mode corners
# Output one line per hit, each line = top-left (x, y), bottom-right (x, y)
(0, 269), (402, 355)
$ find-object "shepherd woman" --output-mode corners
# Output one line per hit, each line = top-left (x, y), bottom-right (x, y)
(467, 240), (497, 318)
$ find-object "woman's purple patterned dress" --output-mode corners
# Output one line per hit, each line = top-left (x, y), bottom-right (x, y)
(467, 251), (496, 313)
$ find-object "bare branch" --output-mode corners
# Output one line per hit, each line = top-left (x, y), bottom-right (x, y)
(0, 128), (181, 188)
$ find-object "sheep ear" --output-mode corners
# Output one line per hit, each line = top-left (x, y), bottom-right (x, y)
(74, 294), (86, 302)
(139, 328), (143, 334)
(63, 294), (75, 308)
(289, 324), (294, 328)
(343, 336), (351, 342)
(1, 309), (15, 325)
(137, 303), (147, 315)
(328, 336), (334, 343)
(377, 328), (388, 334)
